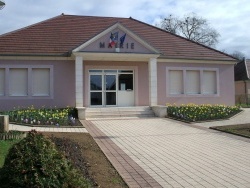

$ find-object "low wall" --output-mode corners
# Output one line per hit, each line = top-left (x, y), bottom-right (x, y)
(0, 115), (9, 132)
(152, 106), (167, 118)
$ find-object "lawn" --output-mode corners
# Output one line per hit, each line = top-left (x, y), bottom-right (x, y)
(211, 124), (250, 138)
(0, 139), (21, 167)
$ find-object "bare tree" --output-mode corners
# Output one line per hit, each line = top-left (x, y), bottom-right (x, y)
(158, 13), (220, 47)
(231, 51), (245, 61)
(160, 14), (179, 34)
(0, 0), (5, 10)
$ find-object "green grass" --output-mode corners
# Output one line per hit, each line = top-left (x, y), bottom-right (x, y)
(211, 124), (250, 138)
(0, 139), (21, 167)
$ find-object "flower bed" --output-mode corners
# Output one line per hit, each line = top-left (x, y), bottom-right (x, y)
(0, 106), (79, 127)
(166, 104), (241, 122)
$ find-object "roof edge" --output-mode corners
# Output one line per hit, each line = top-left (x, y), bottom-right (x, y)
(129, 17), (237, 61)
(0, 14), (64, 37)
(72, 22), (160, 54)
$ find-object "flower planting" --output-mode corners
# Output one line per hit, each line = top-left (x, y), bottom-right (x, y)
(166, 103), (241, 122)
(0, 106), (78, 126)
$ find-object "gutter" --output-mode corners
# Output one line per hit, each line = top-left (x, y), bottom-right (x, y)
(0, 52), (71, 57)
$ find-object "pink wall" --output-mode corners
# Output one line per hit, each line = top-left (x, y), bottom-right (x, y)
(83, 61), (149, 106)
(157, 62), (235, 106)
(0, 60), (75, 111)
(0, 58), (236, 111)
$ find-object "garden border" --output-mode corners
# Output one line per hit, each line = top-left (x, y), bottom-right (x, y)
(210, 125), (250, 139)
(166, 109), (243, 124)
(9, 122), (84, 128)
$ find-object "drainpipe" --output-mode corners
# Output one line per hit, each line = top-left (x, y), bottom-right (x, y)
(244, 80), (248, 105)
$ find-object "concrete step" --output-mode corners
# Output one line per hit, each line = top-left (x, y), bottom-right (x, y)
(85, 106), (155, 119)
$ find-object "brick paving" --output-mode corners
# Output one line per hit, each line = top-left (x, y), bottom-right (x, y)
(82, 120), (162, 188)
(86, 118), (250, 188)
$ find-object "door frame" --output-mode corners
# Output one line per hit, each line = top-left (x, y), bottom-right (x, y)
(88, 68), (136, 107)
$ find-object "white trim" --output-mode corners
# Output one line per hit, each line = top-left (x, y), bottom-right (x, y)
(166, 67), (220, 97)
(148, 58), (158, 106)
(73, 22), (160, 54)
(0, 56), (73, 61)
(73, 52), (159, 61)
(244, 59), (250, 79)
(158, 58), (236, 65)
(75, 56), (83, 107)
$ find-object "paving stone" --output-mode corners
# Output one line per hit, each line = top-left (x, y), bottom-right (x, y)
(88, 118), (250, 188)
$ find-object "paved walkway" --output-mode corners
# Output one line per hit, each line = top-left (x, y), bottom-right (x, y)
(9, 124), (88, 133)
(85, 118), (250, 188)
(194, 108), (250, 128)
(8, 109), (250, 188)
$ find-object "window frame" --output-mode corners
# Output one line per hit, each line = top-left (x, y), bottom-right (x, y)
(0, 65), (53, 99)
(167, 67), (219, 97)
(0, 68), (5, 96)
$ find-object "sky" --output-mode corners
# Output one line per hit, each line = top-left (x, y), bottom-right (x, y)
(0, 0), (249, 58)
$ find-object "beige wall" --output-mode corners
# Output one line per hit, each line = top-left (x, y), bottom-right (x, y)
(235, 80), (250, 104)
(0, 60), (75, 111)
(157, 61), (235, 106)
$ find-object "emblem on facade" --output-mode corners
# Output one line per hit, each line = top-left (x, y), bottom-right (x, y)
(99, 31), (134, 50)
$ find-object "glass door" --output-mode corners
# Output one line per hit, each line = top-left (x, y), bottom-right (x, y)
(89, 70), (117, 106)
(90, 74), (102, 106)
(105, 74), (117, 106)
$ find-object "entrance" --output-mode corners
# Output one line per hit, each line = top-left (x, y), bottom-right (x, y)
(89, 70), (134, 107)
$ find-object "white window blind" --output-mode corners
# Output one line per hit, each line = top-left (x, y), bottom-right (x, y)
(186, 70), (200, 94)
(9, 68), (28, 96)
(32, 68), (50, 96)
(0, 69), (4, 96)
(203, 71), (217, 94)
(169, 70), (183, 94)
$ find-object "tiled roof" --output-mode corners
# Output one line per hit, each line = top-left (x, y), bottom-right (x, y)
(234, 59), (250, 81)
(0, 14), (235, 61)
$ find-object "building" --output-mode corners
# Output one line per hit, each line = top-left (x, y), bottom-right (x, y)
(235, 58), (250, 104)
(0, 14), (236, 118)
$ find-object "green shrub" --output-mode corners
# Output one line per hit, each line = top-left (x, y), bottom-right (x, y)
(167, 103), (240, 122)
(0, 130), (91, 188)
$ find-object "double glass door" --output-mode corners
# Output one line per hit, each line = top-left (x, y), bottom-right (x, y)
(89, 69), (134, 107)
(90, 70), (117, 106)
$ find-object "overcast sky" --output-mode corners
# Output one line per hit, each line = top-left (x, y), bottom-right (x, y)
(0, 0), (249, 58)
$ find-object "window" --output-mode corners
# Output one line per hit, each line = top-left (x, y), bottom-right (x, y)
(0, 69), (4, 96)
(0, 66), (52, 98)
(168, 68), (218, 96)
(118, 74), (133, 90)
(32, 68), (50, 96)
(203, 71), (217, 94)
(169, 70), (183, 94)
(186, 70), (200, 94)
(9, 68), (28, 96)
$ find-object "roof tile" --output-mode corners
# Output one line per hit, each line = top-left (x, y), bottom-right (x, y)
(0, 14), (235, 61)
